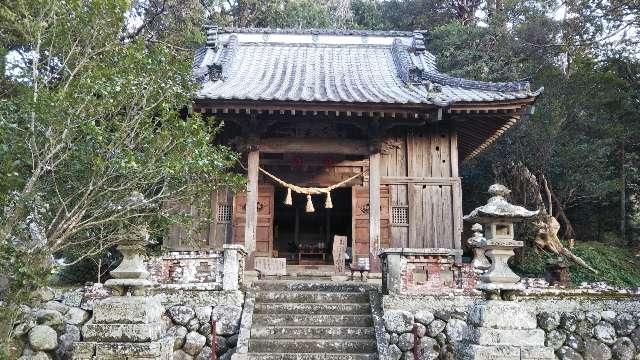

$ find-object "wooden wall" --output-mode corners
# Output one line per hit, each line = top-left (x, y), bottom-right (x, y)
(165, 189), (232, 251)
(165, 122), (462, 254)
(381, 123), (462, 250)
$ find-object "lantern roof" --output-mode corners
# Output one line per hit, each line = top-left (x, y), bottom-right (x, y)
(464, 184), (539, 223)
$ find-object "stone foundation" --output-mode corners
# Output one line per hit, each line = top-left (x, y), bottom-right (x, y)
(164, 302), (243, 360)
(13, 285), (107, 359)
(381, 293), (640, 360)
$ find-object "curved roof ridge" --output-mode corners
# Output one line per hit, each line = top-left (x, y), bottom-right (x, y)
(213, 27), (415, 37)
(421, 71), (531, 92)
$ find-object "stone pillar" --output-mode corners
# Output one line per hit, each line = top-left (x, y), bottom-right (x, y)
(378, 250), (402, 294)
(223, 244), (247, 291)
(72, 227), (173, 360)
(457, 300), (554, 360)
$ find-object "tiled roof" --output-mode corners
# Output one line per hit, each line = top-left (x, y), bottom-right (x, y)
(194, 27), (540, 107)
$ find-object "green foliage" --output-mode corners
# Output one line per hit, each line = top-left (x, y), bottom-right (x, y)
(514, 242), (640, 288)
(570, 242), (640, 286)
(207, 0), (335, 28)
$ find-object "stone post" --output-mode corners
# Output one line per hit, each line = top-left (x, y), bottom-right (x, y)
(72, 226), (173, 360)
(457, 300), (553, 360)
(378, 250), (402, 294)
(223, 244), (247, 291)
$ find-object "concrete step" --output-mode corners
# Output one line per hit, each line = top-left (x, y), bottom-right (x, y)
(251, 280), (377, 293)
(249, 339), (377, 353)
(255, 291), (369, 304)
(251, 326), (376, 339)
(254, 302), (370, 315)
(247, 353), (378, 360)
(252, 314), (374, 327)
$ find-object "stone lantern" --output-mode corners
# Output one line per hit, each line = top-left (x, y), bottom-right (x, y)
(464, 184), (538, 299)
(73, 195), (174, 359)
(104, 225), (153, 296)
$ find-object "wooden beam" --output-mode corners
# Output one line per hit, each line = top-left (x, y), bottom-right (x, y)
(244, 150), (259, 269)
(260, 159), (368, 167)
(381, 176), (461, 185)
(369, 152), (381, 273)
(258, 138), (370, 155)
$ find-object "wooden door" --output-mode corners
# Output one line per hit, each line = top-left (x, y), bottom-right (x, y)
(232, 184), (275, 257)
(209, 187), (233, 249)
(352, 185), (390, 261)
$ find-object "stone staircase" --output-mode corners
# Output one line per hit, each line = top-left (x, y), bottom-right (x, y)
(247, 281), (380, 360)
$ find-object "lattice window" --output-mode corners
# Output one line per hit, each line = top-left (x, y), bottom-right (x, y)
(216, 204), (232, 223)
(392, 206), (408, 225)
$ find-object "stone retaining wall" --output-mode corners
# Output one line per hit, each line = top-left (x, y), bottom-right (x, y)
(165, 303), (242, 360)
(12, 286), (245, 360)
(13, 286), (105, 359)
(381, 294), (640, 360)
(12, 284), (639, 360)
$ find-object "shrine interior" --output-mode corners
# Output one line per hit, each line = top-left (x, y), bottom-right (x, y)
(273, 186), (352, 265)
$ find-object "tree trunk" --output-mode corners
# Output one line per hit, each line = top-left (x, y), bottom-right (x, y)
(620, 140), (627, 245)
(97, 258), (102, 283)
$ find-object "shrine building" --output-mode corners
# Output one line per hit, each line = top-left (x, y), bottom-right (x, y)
(164, 27), (540, 275)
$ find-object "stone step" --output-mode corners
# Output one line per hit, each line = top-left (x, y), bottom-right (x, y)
(255, 291), (369, 304)
(251, 280), (377, 293)
(247, 353), (379, 360)
(252, 314), (374, 327)
(254, 302), (370, 315)
(251, 326), (376, 339)
(249, 339), (377, 353)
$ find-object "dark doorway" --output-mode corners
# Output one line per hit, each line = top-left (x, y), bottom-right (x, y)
(273, 186), (352, 264)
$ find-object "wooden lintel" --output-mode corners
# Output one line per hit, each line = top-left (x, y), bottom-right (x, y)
(260, 159), (367, 167)
(381, 176), (461, 185)
(258, 137), (370, 155)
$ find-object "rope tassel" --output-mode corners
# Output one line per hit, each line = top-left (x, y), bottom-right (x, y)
(305, 195), (315, 213)
(324, 192), (333, 209)
(284, 188), (292, 205)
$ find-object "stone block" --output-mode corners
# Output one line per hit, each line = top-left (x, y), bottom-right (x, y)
(94, 337), (173, 357)
(72, 342), (97, 359)
(521, 346), (555, 359)
(466, 327), (546, 347)
(458, 344), (521, 360)
(92, 297), (163, 324)
(83, 322), (164, 342)
(468, 300), (537, 329)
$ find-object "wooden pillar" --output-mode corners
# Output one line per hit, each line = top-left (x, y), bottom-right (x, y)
(450, 127), (463, 258)
(245, 149), (259, 269)
(369, 152), (381, 272)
